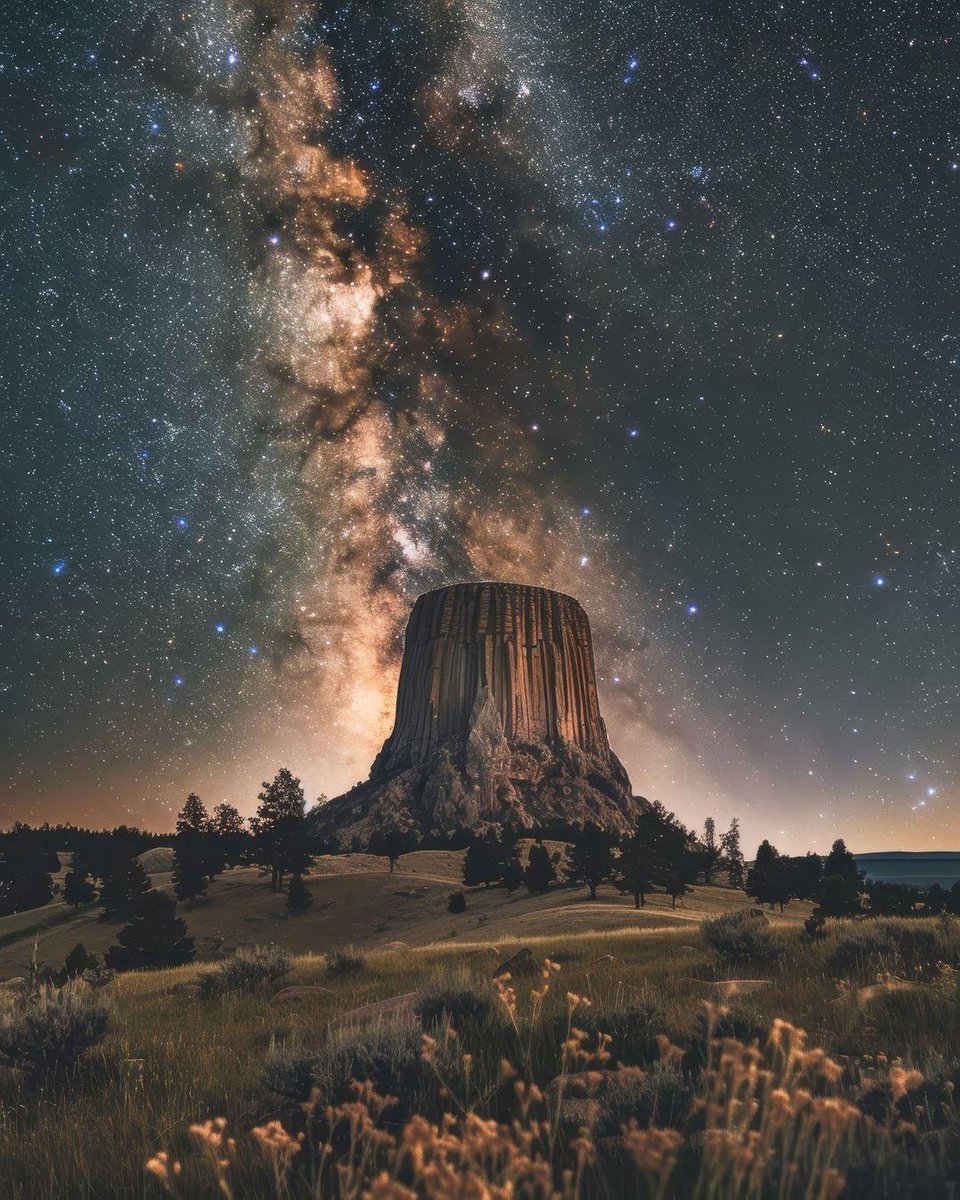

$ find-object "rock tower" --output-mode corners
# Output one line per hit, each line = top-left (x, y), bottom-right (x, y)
(316, 582), (639, 845)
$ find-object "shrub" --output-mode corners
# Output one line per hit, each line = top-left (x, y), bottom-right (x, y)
(595, 1063), (693, 1135)
(825, 921), (938, 979)
(702, 908), (779, 965)
(447, 891), (467, 914)
(263, 1015), (438, 1125)
(415, 981), (490, 1028)
(0, 984), (108, 1080)
(324, 946), (366, 976)
(198, 945), (292, 999)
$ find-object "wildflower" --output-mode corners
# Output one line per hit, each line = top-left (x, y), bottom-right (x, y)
(145, 1151), (181, 1185)
(889, 1066), (924, 1101)
(625, 1123), (683, 1181)
(250, 1119), (303, 1161)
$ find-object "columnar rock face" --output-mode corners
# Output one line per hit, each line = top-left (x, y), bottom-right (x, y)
(317, 582), (640, 846)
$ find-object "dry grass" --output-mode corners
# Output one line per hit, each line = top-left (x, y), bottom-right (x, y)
(0, 912), (958, 1198)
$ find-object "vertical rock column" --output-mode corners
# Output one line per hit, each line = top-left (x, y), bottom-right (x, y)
(372, 582), (612, 778)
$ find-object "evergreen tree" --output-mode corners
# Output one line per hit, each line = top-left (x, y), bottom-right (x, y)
(106, 891), (195, 970)
(368, 824), (420, 873)
(499, 832), (524, 892)
(97, 859), (151, 922)
(663, 872), (692, 909)
(62, 943), (99, 980)
(616, 833), (658, 908)
(524, 841), (557, 894)
(212, 802), (248, 866)
(462, 833), (503, 888)
(63, 855), (97, 910)
(251, 768), (314, 891)
(172, 794), (224, 903)
(176, 793), (210, 835)
(285, 873), (313, 914)
(563, 825), (616, 900)
(0, 824), (55, 915)
(696, 818), (724, 885)
(746, 840), (785, 910)
(823, 838), (861, 883)
(719, 818), (745, 889)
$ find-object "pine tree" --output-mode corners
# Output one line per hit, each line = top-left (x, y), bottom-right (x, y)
(462, 834), (502, 888)
(251, 768), (314, 891)
(368, 825), (420, 873)
(616, 833), (658, 908)
(719, 818), (745, 889)
(697, 818), (724, 885)
(63, 855), (97, 910)
(663, 873), (692, 908)
(285, 873), (313, 914)
(176, 793), (210, 835)
(212, 802), (248, 866)
(564, 825), (616, 900)
(524, 842), (557, 894)
(106, 891), (195, 970)
(0, 825), (55, 915)
(173, 794), (224, 902)
(98, 859), (151, 922)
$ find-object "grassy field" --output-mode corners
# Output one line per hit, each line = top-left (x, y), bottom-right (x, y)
(0, 865), (958, 1198)
(0, 852), (811, 981)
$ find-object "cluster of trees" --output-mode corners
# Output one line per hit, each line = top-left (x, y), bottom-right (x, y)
(0, 768), (322, 971)
(453, 807), (745, 908)
(746, 837), (960, 919)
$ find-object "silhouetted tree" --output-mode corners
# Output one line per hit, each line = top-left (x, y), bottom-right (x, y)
(98, 859), (151, 922)
(868, 881), (920, 917)
(251, 768), (313, 892)
(617, 834), (658, 908)
(463, 833), (502, 889)
(285, 873), (313, 914)
(173, 794), (224, 903)
(564, 825), (616, 900)
(212, 803), (248, 866)
(746, 840), (794, 911)
(815, 839), (865, 918)
(0, 824), (55, 915)
(447, 891), (467, 913)
(524, 841), (557, 894)
(719, 818), (745, 889)
(63, 855), (97, 910)
(696, 818), (724, 885)
(663, 872), (692, 909)
(107, 891), (195, 970)
(368, 824), (420, 873)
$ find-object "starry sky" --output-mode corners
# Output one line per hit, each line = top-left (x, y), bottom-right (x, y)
(2, 0), (958, 851)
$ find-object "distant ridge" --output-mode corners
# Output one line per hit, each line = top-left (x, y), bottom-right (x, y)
(854, 850), (960, 888)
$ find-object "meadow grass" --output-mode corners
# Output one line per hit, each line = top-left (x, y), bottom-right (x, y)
(0, 915), (958, 1198)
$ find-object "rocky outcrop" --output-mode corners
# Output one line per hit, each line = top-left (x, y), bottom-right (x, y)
(316, 582), (640, 846)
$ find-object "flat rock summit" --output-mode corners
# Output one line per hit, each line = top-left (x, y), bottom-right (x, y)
(317, 582), (641, 846)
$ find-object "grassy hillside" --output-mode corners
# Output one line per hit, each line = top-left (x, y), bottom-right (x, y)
(0, 851), (811, 980)
(1, 859), (960, 1195)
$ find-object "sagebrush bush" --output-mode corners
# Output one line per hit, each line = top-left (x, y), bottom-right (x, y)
(324, 946), (366, 976)
(0, 984), (108, 1079)
(825, 920), (938, 979)
(595, 1062), (693, 1135)
(701, 908), (779, 965)
(198, 944), (292, 999)
(415, 980), (491, 1028)
(263, 1015), (438, 1125)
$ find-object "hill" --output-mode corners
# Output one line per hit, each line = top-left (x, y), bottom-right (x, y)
(0, 850), (811, 979)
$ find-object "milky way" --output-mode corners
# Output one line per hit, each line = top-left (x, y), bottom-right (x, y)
(2, 0), (959, 851)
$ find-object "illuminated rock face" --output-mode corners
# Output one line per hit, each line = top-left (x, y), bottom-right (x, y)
(317, 583), (639, 846)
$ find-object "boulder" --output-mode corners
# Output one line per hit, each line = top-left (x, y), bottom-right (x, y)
(492, 947), (542, 982)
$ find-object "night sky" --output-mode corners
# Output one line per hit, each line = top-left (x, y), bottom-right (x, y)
(2, 0), (958, 851)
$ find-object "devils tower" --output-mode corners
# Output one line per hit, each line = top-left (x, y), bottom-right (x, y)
(316, 582), (640, 846)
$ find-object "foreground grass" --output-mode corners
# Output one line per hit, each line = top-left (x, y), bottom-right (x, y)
(1, 917), (959, 1198)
